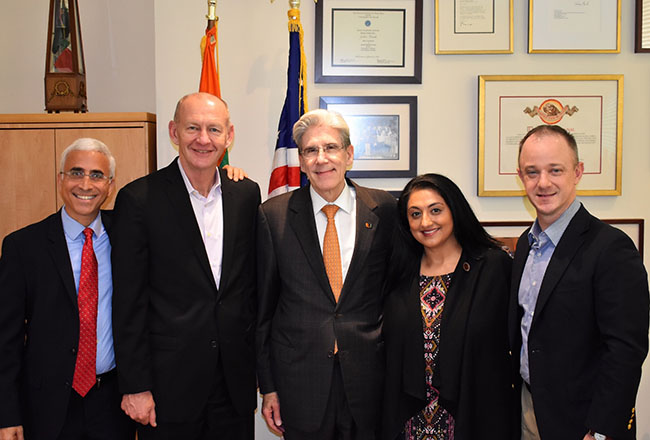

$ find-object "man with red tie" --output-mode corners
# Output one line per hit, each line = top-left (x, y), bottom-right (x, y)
(0, 138), (134, 439)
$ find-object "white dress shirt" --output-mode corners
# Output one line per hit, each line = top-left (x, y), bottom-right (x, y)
(178, 161), (224, 289)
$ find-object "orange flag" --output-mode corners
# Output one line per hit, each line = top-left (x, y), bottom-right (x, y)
(199, 21), (228, 166)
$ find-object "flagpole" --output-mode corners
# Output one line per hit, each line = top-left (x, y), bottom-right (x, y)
(206, 0), (217, 29)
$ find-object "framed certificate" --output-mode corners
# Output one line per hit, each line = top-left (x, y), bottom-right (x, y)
(315, 0), (423, 83)
(478, 75), (623, 196)
(482, 219), (644, 260)
(320, 96), (417, 178)
(636, 0), (650, 53)
(435, 0), (513, 54)
(528, 0), (620, 53)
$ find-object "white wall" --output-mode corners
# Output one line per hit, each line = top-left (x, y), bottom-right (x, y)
(0, 0), (156, 114)
(2, 1), (650, 438)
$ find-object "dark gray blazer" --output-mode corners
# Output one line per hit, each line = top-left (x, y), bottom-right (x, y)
(0, 211), (114, 439)
(509, 205), (649, 440)
(256, 181), (396, 433)
(111, 159), (261, 422)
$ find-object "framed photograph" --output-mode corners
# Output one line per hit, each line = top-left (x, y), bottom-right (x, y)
(481, 219), (645, 260)
(435, 0), (513, 54)
(478, 75), (623, 197)
(320, 96), (417, 178)
(636, 0), (650, 53)
(315, 0), (423, 83)
(528, 0), (620, 53)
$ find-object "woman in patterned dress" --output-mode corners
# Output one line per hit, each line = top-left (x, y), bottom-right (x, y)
(382, 174), (518, 440)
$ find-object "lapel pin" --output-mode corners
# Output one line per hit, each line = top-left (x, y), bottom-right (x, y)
(463, 262), (470, 272)
(365, 222), (372, 229)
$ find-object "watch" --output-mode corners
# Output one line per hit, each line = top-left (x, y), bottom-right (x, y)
(593, 433), (606, 440)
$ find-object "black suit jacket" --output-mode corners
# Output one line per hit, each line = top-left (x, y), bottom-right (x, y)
(382, 248), (518, 440)
(0, 210), (112, 439)
(111, 159), (260, 422)
(256, 182), (396, 432)
(509, 205), (649, 439)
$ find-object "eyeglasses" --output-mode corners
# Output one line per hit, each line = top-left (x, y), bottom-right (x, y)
(60, 170), (112, 183)
(299, 144), (346, 159)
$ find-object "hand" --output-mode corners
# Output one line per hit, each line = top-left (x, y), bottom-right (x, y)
(583, 432), (612, 440)
(0, 426), (24, 440)
(223, 165), (248, 182)
(262, 392), (285, 435)
(121, 391), (157, 426)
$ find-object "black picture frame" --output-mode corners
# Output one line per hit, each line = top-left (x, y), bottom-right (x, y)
(315, 0), (423, 84)
(320, 95), (417, 178)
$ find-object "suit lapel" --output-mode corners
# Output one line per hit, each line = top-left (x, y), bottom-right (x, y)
(47, 211), (77, 306)
(509, 230), (530, 344)
(435, 252), (481, 407)
(403, 276), (427, 401)
(161, 160), (217, 292)
(338, 183), (379, 306)
(533, 206), (590, 323)
(288, 186), (334, 302)
(219, 169), (235, 297)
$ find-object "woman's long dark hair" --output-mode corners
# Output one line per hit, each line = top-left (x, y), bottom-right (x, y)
(385, 173), (501, 291)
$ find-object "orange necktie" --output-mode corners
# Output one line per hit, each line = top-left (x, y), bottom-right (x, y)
(72, 227), (98, 397)
(322, 205), (342, 302)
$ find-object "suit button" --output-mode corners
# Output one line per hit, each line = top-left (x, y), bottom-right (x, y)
(327, 350), (334, 359)
(71, 348), (76, 354)
(210, 340), (217, 348)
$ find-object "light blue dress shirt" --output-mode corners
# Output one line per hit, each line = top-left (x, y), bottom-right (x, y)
(518, 199), (581, 384)
(61, 208), (115, 375)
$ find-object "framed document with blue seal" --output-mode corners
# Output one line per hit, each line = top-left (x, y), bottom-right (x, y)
(315, 0), (423, 83)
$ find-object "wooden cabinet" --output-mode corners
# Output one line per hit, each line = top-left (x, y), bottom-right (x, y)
(0, 112), (156, 242)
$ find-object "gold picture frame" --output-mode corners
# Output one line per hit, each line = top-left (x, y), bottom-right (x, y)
(528, 0), (620, 54)
(434, 0), (513, 54)
(478, 74), (623, 197)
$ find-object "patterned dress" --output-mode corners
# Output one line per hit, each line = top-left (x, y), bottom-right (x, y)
(403, 274), (455, 440)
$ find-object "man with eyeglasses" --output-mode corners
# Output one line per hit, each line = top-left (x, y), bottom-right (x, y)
(0, 138), (135, 439)
(256, 109), (396, 439)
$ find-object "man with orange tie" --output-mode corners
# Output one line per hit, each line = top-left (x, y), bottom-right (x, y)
(256, 109), (396, 440)
(0, 138), (134, 440)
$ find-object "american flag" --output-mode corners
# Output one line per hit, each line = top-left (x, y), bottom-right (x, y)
(268, 8), (308, 198)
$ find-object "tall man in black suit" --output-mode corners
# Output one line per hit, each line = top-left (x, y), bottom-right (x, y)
(111, 93), (260, 440)
(257, 109), (396, 439)
(510, 124), (649, 440)
(0, 138), (134, 440)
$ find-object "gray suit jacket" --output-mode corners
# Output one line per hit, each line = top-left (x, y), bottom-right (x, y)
(256, 181), (396, 432)
(508, 205), (649, 439)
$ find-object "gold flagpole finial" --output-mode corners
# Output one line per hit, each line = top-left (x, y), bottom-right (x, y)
(206, 0), (217, 20)
(289, 0), (300, 8)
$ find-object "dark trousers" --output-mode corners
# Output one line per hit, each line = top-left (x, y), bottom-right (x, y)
(137, 359), (253, 440)
(57, 369), (136, 440)
(283, 356), (373, 440)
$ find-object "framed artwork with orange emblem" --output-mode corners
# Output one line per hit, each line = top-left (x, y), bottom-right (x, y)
(477, 75), (623, 196)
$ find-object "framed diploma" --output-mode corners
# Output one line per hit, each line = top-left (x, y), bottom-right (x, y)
(528, 0), (620, 53)
(478, 75), (623, 196)
(636, 0), (650, 52)
(435, 0), (513, 54)
(315, 0), (423, 83)
(319, 96), (417, 178)
(481, 219), (644, 260)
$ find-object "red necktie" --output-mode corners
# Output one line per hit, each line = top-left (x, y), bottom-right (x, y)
(72, 227), (98, 397)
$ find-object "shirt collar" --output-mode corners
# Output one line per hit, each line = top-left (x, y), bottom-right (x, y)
(528, 198), (581, 247)
(177, 159), (221, 200)
(310, 182), (354, 216)
(61, 207), (105, 241)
